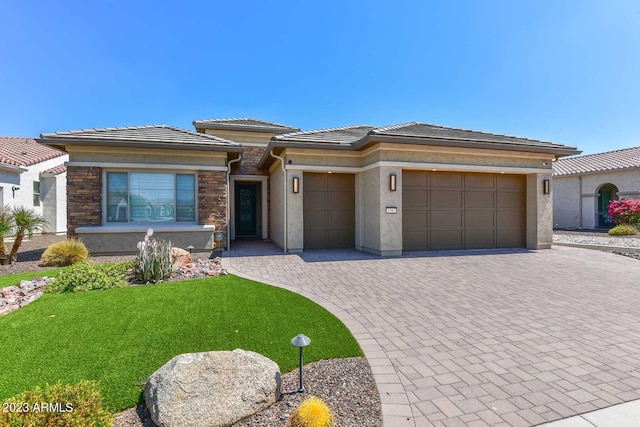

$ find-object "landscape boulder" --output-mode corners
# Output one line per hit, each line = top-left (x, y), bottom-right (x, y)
(144, 349), (281, 427)
(170, 247), (192, 269)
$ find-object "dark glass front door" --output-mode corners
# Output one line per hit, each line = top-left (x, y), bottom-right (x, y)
(235, 183), (257, 236)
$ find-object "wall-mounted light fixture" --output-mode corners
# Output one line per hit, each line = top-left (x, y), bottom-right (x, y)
(11, 186), (19, 198)
(390, 174), (397, 191)
(543, 179), (550, 195)
(292, 176), (300, 194)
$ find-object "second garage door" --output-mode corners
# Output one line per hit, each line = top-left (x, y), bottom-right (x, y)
(303, 173), (355, 249)
(403, 171), (526, 251)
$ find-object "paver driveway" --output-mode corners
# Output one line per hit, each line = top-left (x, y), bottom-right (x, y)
(223, 244), (640, 427)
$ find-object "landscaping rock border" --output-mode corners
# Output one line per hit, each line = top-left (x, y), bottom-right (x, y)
(0, 277), (53, 317)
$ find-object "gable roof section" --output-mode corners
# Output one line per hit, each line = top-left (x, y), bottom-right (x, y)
(259, 121), (580, 169)
(0, 136), (66, 169)
(553, 146), (640, 177)
(39, 125), (242, 152)
(41, 164), (67, 176)
(193, 118), (299, 133)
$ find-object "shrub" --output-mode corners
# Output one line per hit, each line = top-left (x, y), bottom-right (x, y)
(608, 224), (638, 236)
(40, 239), (89, 267)
(290, 397), (334, 427)
(134, 228), (173, 283)
(44, 261), (131, 293)
(0, 380), (113, 427)
(8, 206), (47, 262)
(608, 199), (640, 226)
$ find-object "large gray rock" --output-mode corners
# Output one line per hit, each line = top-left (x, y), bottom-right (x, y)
(144, 349), (281, 427)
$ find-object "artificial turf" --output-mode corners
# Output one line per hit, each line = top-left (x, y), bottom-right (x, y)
(0, 268), (64, 288)
(0, 274), (362, 410)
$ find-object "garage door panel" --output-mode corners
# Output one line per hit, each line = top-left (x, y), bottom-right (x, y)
(304, 210), (327, 230)
(404, 190), (429, 208)
(403, 170), (429, 188)
(304, 174), (327, 190)
(330, 230), (355, 248)
(465, 173), (495, 189)
(304, 192), (328, 211)
(432, 172), (463, 189)
(465, 211), (495, 229)
(404, 231), (428, 251)
(431, 231), (463, 250)
(329, 174), (355, 190)
(431, 191), (462, 209)
(497, 210), (525, 228)
(497, 175), (525, 190)
(304, 230), (328, 250)
(497, 229), (525, 248)
(329, 210), (355, 229)
(465, 230), (495, 249)
(431, 211), (463, 229)
(497, 191), (525, 209)
(403, 210), (428, 230)
(329, 191), (355, 209)
(465, 192), (494, 209)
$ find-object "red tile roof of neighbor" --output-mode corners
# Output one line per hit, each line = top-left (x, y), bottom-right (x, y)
(42, 164), (67, 176)
(0, 136), (66, 167)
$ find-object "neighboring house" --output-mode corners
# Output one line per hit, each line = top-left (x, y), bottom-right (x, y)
(0, 137), (68, 234)
(38, 119), (579, 255)
(553, 146), (640, 229)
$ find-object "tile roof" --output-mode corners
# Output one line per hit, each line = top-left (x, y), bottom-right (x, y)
(274, 125), (376, 145)
(553, 146), (640, 176)
(371, 122), (572, 150)
(41, 164), (67, 176)
(40, 125), (241, 149)
(192, 118), (299, 132)
(0, 136), (66, 167)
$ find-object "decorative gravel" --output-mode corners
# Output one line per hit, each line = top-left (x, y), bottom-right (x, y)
(113, 357), (382, 427)
(553, 229), (640, 248)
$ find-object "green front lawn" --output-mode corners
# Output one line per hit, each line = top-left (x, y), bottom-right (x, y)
(0, 268), (64, 287)
(0, 274), (362, 410)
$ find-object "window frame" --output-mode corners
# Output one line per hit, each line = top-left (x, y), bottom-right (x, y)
(33, 181), (41, 207)
(103, 169), (198, 225)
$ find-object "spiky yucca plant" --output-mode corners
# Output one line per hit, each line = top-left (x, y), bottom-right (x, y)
(290, 397), (334, 427)
(40, 238), (89, 266)
(134, 229), (173, 283)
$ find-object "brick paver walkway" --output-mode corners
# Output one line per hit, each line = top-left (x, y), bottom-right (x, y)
(223, 243), (640, 427)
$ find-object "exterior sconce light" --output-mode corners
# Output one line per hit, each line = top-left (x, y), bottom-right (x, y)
(291, 334), (311, 392)
(187, 245), (194, 254)
(11, 186), (19, 198)
(390, 174), (397, 191)
(543, 179), (550, 195)
(293, 176), (300, 194)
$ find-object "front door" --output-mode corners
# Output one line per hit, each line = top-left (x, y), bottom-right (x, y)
(235, 183), (257, 236)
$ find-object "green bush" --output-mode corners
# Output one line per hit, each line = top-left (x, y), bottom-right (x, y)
(0, 380), (113, 427)
(40, 239), (89, 267)
(135, 237), (173, 283)
(44, 261), (131, 293)
(608, 224), (638, 236)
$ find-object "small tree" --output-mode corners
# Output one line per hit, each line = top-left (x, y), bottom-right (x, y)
(0, 204), (14, 264)
(8, 206), (48, 262)
(608, 199), (640, 227)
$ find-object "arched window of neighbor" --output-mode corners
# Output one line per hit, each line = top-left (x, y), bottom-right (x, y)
(597, 183), (619, 227)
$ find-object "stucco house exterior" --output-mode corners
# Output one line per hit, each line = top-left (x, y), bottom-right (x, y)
(0, 136), (68, 234)
(553, 146), (640, 229)
(38, 119), (579, 254)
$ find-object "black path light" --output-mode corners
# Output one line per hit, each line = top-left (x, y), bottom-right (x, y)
(291, 334), (311, 393)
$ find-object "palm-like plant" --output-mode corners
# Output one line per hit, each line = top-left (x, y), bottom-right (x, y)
(0, 204), (15, 265)
(9, 207), (48, 262)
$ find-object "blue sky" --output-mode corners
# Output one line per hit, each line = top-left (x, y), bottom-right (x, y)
(1, 0), (639, 155)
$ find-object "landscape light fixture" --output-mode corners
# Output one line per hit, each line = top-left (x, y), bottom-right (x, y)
(543, 179), (550, 195)
(187, 245), (194, 254)
(293, 176), (300, 194)
(291, 334), (311, 393)
(390, 174), (397, 191)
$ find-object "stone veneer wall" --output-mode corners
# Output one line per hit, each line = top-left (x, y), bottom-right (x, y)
(198, 170), (228, 244)
(67, 166), (102, 236)
(235, 146), (268, 176)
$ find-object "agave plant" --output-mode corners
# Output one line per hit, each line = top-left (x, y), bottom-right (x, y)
(8, 206), (48, 262)
(0, 204), (14, 265)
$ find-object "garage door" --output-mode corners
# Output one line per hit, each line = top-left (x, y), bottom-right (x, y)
(403, 171), (526, 251)
(303, 173), (355, 249)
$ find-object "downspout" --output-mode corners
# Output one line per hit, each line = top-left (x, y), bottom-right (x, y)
(579, 175), (583, 229)
(270, 150), (287, 253)
(226, 154), (242, 251)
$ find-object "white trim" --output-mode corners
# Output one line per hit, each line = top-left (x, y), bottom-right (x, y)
(67, 161), (227, 171)
(0, 163), (27, 173)
(229, 175), (268, 240)
(75, 224), (216, 233)
(284, 161), (550, 175)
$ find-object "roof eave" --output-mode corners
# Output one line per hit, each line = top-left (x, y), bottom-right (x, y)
(37, 137), (244, 153)
(193, 121), (300, 134)
(257, 140), (355, 169)
(355, 134), (581, 156)
(0, 163), (28, 173)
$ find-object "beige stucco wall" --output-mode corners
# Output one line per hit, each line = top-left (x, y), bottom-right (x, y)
(67, 146), (228, 167)
(358, 167), (381, 253)
(527, 173), (553, 249)
(553, 169), (640, 228)
(202, 129), (278, 144)
(287, 171), (304, 252)
(76, 229), (214, 255)
(269, 164), (285, 249)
